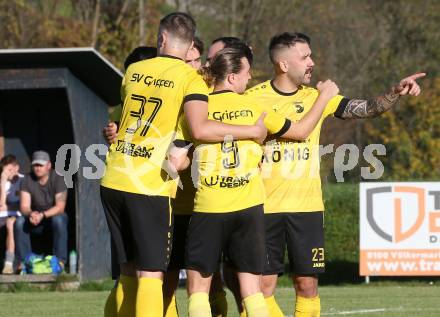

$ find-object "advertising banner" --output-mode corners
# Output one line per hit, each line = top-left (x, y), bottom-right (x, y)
(360, 182), (440, 276)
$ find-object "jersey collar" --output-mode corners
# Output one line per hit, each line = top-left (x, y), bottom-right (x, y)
(210, 90), (234, 95)
(270, 80), (301, 96)
(158, 54), (183, 61)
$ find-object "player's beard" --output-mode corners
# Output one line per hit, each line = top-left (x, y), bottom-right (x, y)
(286, 71), (304, 88)
(302, 67), (313, 84)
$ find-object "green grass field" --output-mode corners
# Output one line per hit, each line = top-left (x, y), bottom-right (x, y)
(1, 284), (439, 316)
(1, 184), (438, 316)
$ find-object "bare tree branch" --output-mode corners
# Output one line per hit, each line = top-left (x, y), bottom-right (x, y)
(91, 0), (101, 47)
(230, 0), (237, 36)
(174, 0), (181, 11)
(116, 0), (131, 27)
(139, 0), (145, 46)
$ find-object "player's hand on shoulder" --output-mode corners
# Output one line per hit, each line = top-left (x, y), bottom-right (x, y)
(253, 112), (268, 145)
(317, 79), (339, 100)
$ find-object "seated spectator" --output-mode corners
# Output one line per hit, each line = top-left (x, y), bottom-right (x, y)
(0, 155), (24, 274)
(15, 151), (68, 271)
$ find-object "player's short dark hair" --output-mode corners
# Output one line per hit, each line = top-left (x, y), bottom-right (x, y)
(193, 36), (204, 55)
(269, 32), (311, 63)
(124, 46), (157, 70)
(205, 44), (253, 86)
(212, 36), (243, 47)
(159, 12), (196, 43)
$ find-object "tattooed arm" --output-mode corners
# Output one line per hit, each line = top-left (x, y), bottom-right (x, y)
(42, 191), (68, 218)
(340, 72), (425, 119)
(341, 91), (400, 119)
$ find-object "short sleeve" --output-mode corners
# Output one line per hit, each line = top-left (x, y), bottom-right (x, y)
(264, 109), (291, 137)
(250, 98), (291, 137)
(53, 173), (67, 194)
(20, 175), (30, 193)
(183, 73), (209, 104)
(323, 95), (349, 118)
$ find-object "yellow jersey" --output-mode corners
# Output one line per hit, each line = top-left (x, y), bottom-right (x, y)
(176, 90), (290, 213)
(101, 55), (209, 196)
(245, 80), (348, 213)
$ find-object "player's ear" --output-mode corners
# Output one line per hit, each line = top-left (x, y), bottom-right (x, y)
(227, 73), (235, 85)
(157, 31), (167, 49)
(279, 60), (288, 73)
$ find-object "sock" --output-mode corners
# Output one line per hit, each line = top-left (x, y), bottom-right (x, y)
(164, 293), (179, 317)
(209, 290), (228, 317)
(243, 293), (269, 317)
(188, 292), (211, 317)
(265, 296), (284, 317)
(104, 286), (118, 317)
(294, 296), (320, 317)
(136, 277), (163, 317)
(116, 275), (137, 317)
(5, 251), (14, 263)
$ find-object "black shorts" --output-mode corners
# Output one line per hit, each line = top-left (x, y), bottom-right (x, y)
(110, 240), (120, 279)
(185, 205), (267, 274)
(168, 214), (191, 271)
(100, 186), (173, 272)
(264, 212), (325, 275)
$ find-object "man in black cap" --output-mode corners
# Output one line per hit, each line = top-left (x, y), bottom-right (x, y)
(15, 150), (68, 270)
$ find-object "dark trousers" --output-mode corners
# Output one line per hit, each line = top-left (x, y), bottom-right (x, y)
(14, 213), (68, 263)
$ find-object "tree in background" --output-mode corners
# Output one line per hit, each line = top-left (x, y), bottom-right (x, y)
(360, 0), (440, 181)
(0, 0), (168, 69)
(364, 77), (440, 180)
(1, 0), (438, 181)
